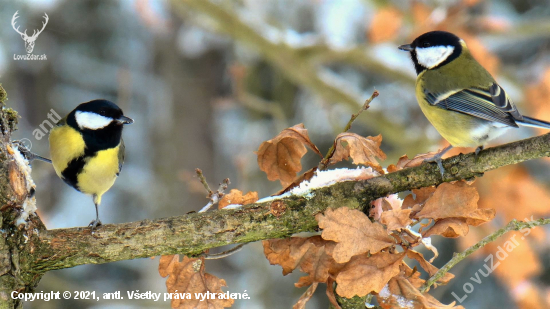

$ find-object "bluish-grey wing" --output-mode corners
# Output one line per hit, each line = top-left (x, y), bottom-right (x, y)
(424, 84), (519, 127)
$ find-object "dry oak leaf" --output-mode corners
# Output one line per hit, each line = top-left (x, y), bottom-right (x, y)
(326, 277), (341, 309)
(369, 7), (403, 43)
(387, 151), (440, 172)
(398, 262), (425, 289)
(377, 275), (464, 309)
(403, 187), (437, 224)
(263, 236), (345, 287)
(406, 250), (454, 285)
(316, 207), (395, 263)
(218, 189), (258, 209)
(256, 124), (322, 187)
(328, 133), (386, 174)
(380, 209), (412, 232)
(159, 255), (234, 309)
(415, 181), (495, 226)
(293, 282), (318, 309)
(371, 194), (403, 220)
(422, 218), (470, 238)
(335, 251), (405, 298)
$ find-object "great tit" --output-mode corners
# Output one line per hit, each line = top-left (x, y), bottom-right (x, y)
(49, 100), (133, 229)
(399, 31), (550, 175)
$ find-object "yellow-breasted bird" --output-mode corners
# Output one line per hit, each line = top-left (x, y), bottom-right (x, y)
(399, 31), (550, 175)
(49, 99), (133, 228)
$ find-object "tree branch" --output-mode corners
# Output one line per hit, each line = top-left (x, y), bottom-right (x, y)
(420, 217), (550, 293)
(27, 131), (550, 274)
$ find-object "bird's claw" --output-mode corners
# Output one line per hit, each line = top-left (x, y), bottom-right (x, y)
(15, 142), (34, 161)
(424, 155), (445, 178)
(474, 146), (484, 163)
(89, 219), (102, 230)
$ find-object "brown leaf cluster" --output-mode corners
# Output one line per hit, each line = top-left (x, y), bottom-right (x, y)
(256, 124), (321, 187)
(263, 179), (492, 309)
(257, 124), (386, 192)
(252, 117), (500, 307)
(159, 255), (234, 309)
(218, 189), (258, 209)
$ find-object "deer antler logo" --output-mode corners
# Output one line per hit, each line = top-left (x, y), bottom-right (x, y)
(11, 11), (49, 54)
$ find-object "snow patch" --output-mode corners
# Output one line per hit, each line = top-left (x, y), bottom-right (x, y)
(257, 167), (379, 203)
(222, 204), (244, 210)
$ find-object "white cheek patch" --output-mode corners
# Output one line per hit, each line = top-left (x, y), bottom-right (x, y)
(415, 46), (455, 69)
(75, 111), (113, 130)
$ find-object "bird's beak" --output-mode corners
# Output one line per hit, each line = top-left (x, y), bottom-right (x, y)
(398, 44), (413, 51)
(117, 115), (134, 125)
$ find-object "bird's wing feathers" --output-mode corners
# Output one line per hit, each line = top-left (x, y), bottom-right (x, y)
(117, 138), (125, 176)
(424, 83), (519, 127)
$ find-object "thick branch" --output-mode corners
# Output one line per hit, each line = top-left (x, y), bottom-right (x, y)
(29, 132), (550, 274)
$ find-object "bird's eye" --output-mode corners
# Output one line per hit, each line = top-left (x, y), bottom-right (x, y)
(99, 110), (106, 116)
(423, 42), (431, 47)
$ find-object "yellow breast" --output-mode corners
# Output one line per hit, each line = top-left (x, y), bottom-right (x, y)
(49, 125), (86, 177)
(77, 147), (120, 200)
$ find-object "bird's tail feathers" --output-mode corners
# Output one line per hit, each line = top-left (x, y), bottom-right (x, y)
(517, 116), (550, 129)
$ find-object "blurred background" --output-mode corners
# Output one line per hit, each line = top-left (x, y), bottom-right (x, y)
(2, 0), (550, 308)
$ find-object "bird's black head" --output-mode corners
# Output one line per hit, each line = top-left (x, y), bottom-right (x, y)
(67, 99), (133, 151)
(71, 99), (133, 129)
(398, 31), (463, 74)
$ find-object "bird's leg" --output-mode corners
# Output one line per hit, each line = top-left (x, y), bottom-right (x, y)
(89, 198), (102, 230)
(15, 142), (52, 163)
(474, 145), (484, 163)
(424, 144), (454, 177)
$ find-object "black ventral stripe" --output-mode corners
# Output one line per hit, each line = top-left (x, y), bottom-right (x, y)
(61, 149), (95, 192)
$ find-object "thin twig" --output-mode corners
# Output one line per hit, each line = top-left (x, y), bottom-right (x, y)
(195, 168), (213, 197)
(202, 244), (246, 260)
(420, 217), (550, 293)
(198, 178), (231, 213)
(318, 90), (379, 171)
